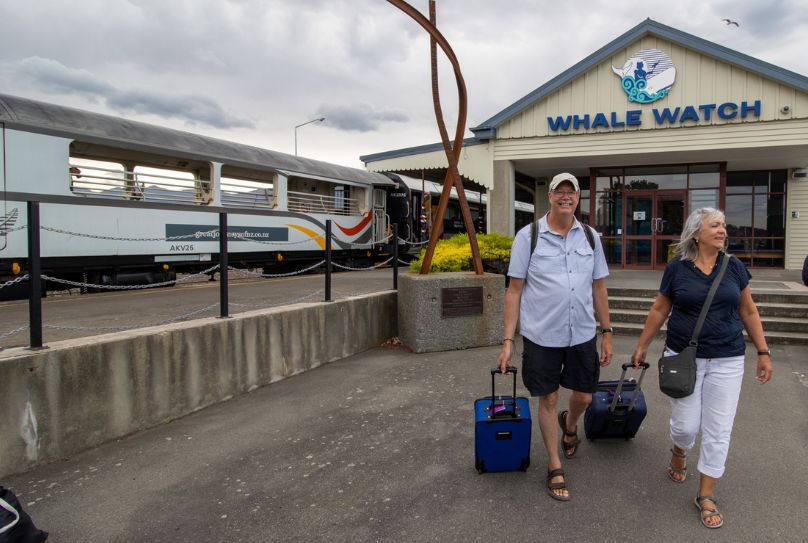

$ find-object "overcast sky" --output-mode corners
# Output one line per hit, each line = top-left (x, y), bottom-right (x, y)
(1, 0), (807, 170)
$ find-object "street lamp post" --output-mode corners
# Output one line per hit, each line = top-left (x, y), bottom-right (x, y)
(294, 117), (325, 156)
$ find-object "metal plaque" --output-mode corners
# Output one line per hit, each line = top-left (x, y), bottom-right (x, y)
(441, 286), (484, 317)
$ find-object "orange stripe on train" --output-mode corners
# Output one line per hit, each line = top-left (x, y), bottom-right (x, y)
(287, 224), (329, 250)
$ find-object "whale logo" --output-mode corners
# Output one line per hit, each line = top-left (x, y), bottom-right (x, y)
(612, 48), (676, 104)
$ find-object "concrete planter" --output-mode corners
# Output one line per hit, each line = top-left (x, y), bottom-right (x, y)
(398, 272), (505, 353)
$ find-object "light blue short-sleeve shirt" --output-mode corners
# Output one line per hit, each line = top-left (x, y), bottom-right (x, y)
(507, 216), (609, 348)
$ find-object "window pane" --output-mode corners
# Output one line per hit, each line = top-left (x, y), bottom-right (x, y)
(601, 238), (622, 265)
(625, 240), (652, 265)
(595, 192), (622, 236)
(689, 189), (718, 210)
(770, 170), (786, 192)
(688, 164), (720, 188)
(578, 177), (591, 191)
(625, 166), (687, 190)
(577, 197), (590, 225)
(657, 239), (678, 266)
(727, 171), (767, 194)
(689, 164), (720, 173)
(756, 193), (785, 237)
(595, 175), (623, 192)
(728, 238), (753, 266)
(626, 196), (653, 235)
(689, 172), (719, 188)
(752, 238), (785, 268)
(726, 194), (753, 237)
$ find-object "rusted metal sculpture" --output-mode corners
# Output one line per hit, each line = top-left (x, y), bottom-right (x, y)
(388, 0), (484, 274)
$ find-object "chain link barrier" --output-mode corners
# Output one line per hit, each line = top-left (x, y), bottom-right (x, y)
(41, 264), (220, 291)
(331, 256), (394, 271)
(40, 225), (321, 246)
(43, 302), (222, 333)
(231, 288), (326, 309)
(2, 221), (406, 342)
(0, 225), (28, 234)
(0, 324), (29, 341)
(40, 226), (219, 242)
(1, 274), (30, 290)
(396, 237), (429, 246)
(228, 260), (325, 278)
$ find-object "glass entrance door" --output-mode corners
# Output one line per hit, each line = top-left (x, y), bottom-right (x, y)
(625, 192), (654, 268)
(655, 191), (686, 268)
(624, 191), (686, 269)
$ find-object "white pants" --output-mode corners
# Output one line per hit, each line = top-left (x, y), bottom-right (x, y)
(666, 349), (745, 479)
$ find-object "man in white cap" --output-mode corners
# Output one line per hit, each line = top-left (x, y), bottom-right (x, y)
(496, 172), (613, 501)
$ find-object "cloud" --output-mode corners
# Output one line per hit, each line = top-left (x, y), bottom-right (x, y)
(106, 91), (254, 129)
(8, 56), (254, 129)
(15, 56), (114, 98)
(315, 103), (409, 132)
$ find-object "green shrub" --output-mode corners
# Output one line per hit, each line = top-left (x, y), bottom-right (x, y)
(409, 232), (514, 273)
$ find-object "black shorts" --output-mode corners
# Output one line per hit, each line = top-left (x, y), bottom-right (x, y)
(521, 335), (600, 396)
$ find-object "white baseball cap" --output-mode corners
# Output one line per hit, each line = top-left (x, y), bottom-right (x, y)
(549, 172), (580, 193)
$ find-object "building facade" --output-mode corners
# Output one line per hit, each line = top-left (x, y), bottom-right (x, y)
(361, 19), (808, 270)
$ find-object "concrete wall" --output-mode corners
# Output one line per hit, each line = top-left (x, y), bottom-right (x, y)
(0, 292), (396, 478)
(397, 272), (504, 353)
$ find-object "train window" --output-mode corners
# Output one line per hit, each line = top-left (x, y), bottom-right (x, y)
(69, 158), (123, 194)
(69, 158), (126, 195)
(69, 158), (209, 205)
(288, 177), (362, 216)
(132, 166), (206, 204)
(221, 177), (275, 209)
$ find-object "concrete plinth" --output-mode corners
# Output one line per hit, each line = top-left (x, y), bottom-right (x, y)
(398, 272), (504, 353)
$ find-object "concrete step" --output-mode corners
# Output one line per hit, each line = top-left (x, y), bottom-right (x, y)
(610, 297), (655, 311)
(755, 302), (808, 319)
(610, 297), (808, 319)
(609, 287), (808, 306)
(612, 321), (808, 345)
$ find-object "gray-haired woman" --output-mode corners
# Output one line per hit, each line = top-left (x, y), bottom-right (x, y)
(630, 207), (772, 529)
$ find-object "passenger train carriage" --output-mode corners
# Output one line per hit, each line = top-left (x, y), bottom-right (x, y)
(0, 93), (400, 298)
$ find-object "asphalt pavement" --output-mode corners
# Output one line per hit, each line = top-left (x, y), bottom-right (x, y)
(4, 335), (806, 542)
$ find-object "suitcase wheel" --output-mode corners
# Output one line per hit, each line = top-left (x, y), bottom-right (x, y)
(519, 458), (530, 472)
(476, 459), (485, 474)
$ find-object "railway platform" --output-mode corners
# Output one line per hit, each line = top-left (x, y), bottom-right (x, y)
(3, 330), (806, 542)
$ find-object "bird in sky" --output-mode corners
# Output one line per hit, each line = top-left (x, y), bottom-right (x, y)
(722, 18), (740, 27)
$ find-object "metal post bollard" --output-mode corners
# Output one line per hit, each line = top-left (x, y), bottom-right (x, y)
(325, 220), (332, 302)
(27, 201), (43, 349)
(219, 212), (229, 318)
(393, 223), (398, 290)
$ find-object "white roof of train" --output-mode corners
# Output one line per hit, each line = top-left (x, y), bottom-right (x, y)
(0, 93), (393, 187)
(391, 173), (534, 213)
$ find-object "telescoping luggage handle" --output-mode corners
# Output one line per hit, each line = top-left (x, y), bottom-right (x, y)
(489, 366), (518, 418)
(610, 362), (650, 413)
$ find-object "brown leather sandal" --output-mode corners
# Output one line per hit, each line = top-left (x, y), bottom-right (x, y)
(546, 468), (570, 501)
(558, 410), (581, 459)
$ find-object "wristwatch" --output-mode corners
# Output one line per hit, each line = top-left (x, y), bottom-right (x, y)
(600, 327), (614, 334)
(757, 349), (771, 357)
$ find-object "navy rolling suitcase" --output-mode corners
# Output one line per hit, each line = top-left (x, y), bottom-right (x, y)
(584, 362), (649, 440)
(474, 367), (531, 473)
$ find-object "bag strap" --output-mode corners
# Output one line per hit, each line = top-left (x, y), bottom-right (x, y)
(0, 495), (21, 535)
(689, 253), (730, 345)
(530, 217), (594, 256)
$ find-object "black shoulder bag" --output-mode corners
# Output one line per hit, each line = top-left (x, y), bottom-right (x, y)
(658, 254), (730, 399)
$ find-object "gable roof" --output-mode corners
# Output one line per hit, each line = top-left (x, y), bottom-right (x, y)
(470, 18), (808, 138)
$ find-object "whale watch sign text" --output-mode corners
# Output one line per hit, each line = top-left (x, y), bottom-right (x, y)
(547, 48), (761, 131)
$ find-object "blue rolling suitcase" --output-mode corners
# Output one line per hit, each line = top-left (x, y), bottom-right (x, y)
(474, 367), (531, 473)
(584, 362), (649, 440)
